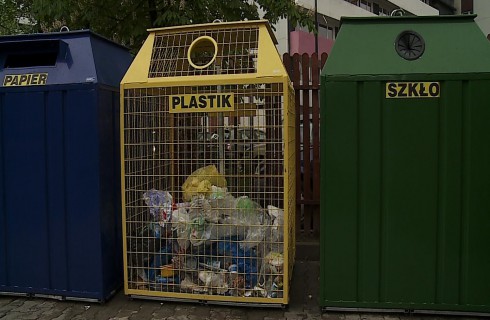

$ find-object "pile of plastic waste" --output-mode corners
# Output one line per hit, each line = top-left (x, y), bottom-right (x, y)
(129, 165), (285, 298)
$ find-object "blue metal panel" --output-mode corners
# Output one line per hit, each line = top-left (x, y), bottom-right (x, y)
(0, 92), (5, 287)
(91, 37), (133, 88)
(63, 87), (102, 295)
(0, 85), (106, 299)
(97, 88), (123, 297)
(45, 90), (69, 293)
(3, 91), (50, 290)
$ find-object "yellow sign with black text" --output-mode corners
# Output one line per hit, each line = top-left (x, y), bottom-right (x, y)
(3, 73), (48, 87)
(169, 93), (234, 113)
(386, 82), (440, 98)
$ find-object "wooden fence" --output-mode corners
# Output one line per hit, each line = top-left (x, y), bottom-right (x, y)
(283, 52), (328, 239)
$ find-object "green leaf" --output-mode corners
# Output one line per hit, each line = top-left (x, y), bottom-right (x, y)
(4, 0), (314, 50)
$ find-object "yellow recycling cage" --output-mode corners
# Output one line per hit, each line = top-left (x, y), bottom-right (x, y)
(120, 20), (295, 306)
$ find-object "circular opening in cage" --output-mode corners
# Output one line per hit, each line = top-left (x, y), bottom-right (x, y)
(187, 36), (218, 69)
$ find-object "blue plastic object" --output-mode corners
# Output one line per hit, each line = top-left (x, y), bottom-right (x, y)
(210, 236), (258, 289)
(0, 31), (132, 301)
(148, 242), (173, 281)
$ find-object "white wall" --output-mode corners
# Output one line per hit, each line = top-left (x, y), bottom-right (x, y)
(273, 18), (289, 56)
(454, 0), (462, 14)
(297, 0), (375, 20)
(256, 5), (290, 55)
(388, 0), (439, 15)
(297, 0), (438, 18)
(474, 0), (490, 37)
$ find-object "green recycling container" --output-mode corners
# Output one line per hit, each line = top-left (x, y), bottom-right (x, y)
(320, 15), (490, 315)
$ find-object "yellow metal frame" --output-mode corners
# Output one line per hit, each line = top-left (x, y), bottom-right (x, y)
(120, 20), (294, 306)
(121, 21), (285, 85)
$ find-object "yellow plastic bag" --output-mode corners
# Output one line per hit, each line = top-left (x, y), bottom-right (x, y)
(182, 165), (227, 201)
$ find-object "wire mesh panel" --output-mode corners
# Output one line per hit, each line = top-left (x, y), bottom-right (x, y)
(122, 20), (294, 306)
(149, 27), (258, 77)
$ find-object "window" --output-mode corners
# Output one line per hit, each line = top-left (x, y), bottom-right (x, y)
(461, 0), (474, 14)
(378, 7), (390, 16)
(344, 0), (398, 16)
(327, 26), (335, 39)
(360, 0), (372, 12)
(318, 24), (337, 40)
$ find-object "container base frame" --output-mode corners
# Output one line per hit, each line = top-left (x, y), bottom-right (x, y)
(322, 306), (490, 317)
(129, 294), (287, 309)
(0, 288), (118, 304)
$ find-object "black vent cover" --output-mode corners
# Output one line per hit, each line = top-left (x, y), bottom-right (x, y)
(395, 30), (425, 60)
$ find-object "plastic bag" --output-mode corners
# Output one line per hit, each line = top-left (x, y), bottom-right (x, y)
(203, 196), (265, 248)
(234, 197), (269, 249)
(180, 277), (199, 292)
(172, 207), (191, 250)
(173, 208), (241, 248)
(265, 251), (284, 271)
(143, 189), (173, 224)
(176, 194), (266, 248)
(182, 165), (227, 201)
(236, 197), (262, 221)
(184, 195), (246, 246)
(188, 216), (214, 246)
(208, 185), (228, 200)
(208, 194), (239, 223)
(256, 251), (284, 298)
(267, 205), (284, 241)
(189, 196), (221, 223)
(198, 271), (228, 294)
(221, 197), (259, 226)
(266, 205), (284, 252)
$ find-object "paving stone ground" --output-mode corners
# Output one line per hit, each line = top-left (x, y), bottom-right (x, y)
(0, 261), (482, 320)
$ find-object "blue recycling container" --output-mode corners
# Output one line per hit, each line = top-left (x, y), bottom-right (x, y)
(0, 31), (132, 301)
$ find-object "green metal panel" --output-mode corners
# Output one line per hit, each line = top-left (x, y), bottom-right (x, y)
(320, 15), (490, 315)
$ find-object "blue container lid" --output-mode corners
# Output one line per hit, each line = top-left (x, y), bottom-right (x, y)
(0, 30), (132, 87)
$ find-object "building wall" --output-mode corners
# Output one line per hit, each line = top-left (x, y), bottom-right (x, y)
(454, 0), (462, 13)
(389, 0), (439, 15)
(474, 0), (490, 37)
(289, 30), (335, 56)
(299, 0), (376, 20)
(271, 0), (439, 55)
(429, 0), (457, 14)
(273, 17), (289, 57)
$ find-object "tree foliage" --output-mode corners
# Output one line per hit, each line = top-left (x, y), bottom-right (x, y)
(0, 0), (37, 35)
(9, 0), (314, 51)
